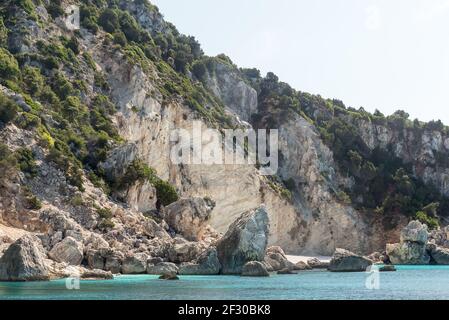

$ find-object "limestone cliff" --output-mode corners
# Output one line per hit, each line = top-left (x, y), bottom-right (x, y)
(0, 0), (448, 265)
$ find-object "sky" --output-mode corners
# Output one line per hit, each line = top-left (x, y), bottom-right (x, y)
(151, 0), (449, 124)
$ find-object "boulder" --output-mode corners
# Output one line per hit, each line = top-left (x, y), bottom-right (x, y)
(0, 234), (50, 281)
(48, 237), (84, 266)
(163, 197), (214, 241)
(179, 247), (221, 275)
(86, 249), (105, 270)
(400, 221), (428, 244)
(143, 219), (171, 239)
(429, 246), (449, 265)
(266, 246), (287, 258)
(386, 242), (430, 265)
(81, 269), (114, 280)
(217, 206), (270, 274)
(121, 253), (148, 274)
(328, 249), (372, 272)
(104, 251), (124, 274)
(241, 261), (270, 277)
(307, 258), (330, 269)
(159, 271), (179, 280)
(367, 252), (383, 263)
(168, 241), (202, 264)
(264, 252), (296, 271)
(294, 261), (312, 271)
(147, 262), (179, 275)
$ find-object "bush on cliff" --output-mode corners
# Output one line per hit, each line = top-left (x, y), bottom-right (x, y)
(0, 93), (18, 124)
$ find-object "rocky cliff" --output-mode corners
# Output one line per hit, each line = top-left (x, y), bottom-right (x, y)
(0, 0), (448, 272)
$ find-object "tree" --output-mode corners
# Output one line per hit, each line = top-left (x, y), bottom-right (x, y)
(119, 12), (141, 42)
(0, 48), (19, 81)
(98, 8), (120, 33)
(0, 93), (18, 124)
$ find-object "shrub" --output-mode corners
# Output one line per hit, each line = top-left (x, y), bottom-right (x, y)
(416, 211), (439, 230)
(97, 219), (115, 231)
(51, 73), (75, 100)
(70, 194), (84, 206)
(0, 48), (20, 81)
(0, 17), (7, 47)
(97, 208), (113, 220)
(153, 179), (179, 206)
(0, 93), (18, 124)
(15, 0), (35, 14)
(98, 8), (120, 33)
(113, 31), (127, 47)
(15, 112), (41, 130)
(46, 1), (64, 19)
(16, 148), (38, 177)
(22, 66), (45, 95)
(26, 195), (42, 210)
(0, 143), (17, 176)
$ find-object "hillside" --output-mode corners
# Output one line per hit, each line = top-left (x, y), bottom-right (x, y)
(0, 0), (448, 275)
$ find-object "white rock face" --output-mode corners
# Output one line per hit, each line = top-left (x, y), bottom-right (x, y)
(123, 180), (157, 213)
(201, 61), (258, 122)
(91, 45), (399, 255)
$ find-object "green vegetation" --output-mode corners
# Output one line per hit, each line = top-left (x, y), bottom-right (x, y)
(0, 93), (18, 124)
(0, 17), (7, 47)
(16, 147), (38, 177)
(0, 143), (17, 177)
(96, 207), (115, 230)
(416, 211), (439, 230)
(114, 159), (179, 207)
(240, 68), (449, 223)
(26, 194), (42, 210)
(0, 48), (20, 82)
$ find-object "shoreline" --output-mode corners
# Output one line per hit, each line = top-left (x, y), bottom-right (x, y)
(286, 255), (332, 264)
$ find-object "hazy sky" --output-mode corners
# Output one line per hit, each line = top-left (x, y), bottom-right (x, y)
(152, 0), (449, 124)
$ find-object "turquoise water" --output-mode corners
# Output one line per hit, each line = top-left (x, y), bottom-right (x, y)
(1, 266), (449, 300)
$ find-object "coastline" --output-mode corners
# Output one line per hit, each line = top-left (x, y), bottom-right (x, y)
(286, 255), (331, 264)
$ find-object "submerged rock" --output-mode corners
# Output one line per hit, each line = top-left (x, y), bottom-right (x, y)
(0, 235), (50, 281)
(217, 206), (269, 275)
(379, 265), (397, 272)
(277, 268), (297, 275)
(241, 261), (270, 277)
(328, 249), (372, 272)
(159, 271), (179, 280)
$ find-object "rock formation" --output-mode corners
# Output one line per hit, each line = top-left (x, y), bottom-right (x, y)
(386, 221), (430, 265)
(0, 235), (50, 281)
(179, 247), (221, 275)
(241, 261), (270, 277)
(328, 249), (372, 272)
(216, 206), (269, 274)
